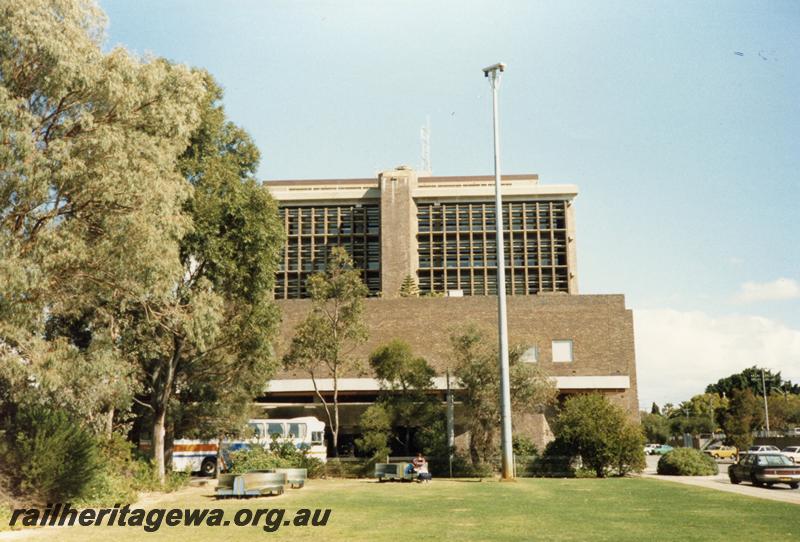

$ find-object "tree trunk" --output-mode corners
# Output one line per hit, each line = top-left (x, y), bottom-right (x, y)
(153, 405), (167, 483)
(151, 335), (182, 484)
(104, 408), (114, 436)
(469, 430), (480, 466)
(332, 369), (340, 457)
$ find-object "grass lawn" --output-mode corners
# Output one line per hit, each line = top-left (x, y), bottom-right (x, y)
(4, 477), (799, 542)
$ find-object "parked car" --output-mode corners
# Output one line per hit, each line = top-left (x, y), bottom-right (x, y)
(649, 444), (674, 455)
(782, 446), (800, 464)
(703, 445), (737, 460)
(728, 453), (800, 489)
(644, 444), (660, 454)
(747, 445), (781, 454)
(788, 428), (800, 437)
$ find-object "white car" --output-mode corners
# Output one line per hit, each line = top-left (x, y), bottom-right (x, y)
(644, 444), (660, 454)
(747, 445), (781, 454)
(782, 446), (800, 463)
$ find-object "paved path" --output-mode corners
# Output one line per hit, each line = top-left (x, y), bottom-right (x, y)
(643, 454), (800, 505)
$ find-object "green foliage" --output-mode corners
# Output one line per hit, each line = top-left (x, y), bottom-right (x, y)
(640, 412), (671, 443)
(669, 414), (715, 436)
(451, 325), (557, 467)
(127, 72), (284, 479)
(657, 448), (718, 476)
(5, 406), (99, 502)
(650, 402), (660, 415)
(323, 459), (368, 479)
(355, 404), (392, 461)
(72, 433), (189, 506)
(552, 394), (646, 477)
(526, 439), (575, 477)
(0, 0), (206, 434)
(228, 444), (324, 478)
(398, 275), (419, 297)
(284, 247), (369, 452)
(706, 366), (798, 397)
(721, 389), (763, 450)
(767, 393), (800, 431)
(512, 435), (539, 457)
(367, 340), (439, 455)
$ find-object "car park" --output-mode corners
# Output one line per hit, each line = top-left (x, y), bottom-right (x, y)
(703, 445), (737, 460)
(728, 453), (800, 489)
(782, 446), (800, 463)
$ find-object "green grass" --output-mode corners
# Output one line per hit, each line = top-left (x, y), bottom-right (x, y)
(6, 477), (799, 541)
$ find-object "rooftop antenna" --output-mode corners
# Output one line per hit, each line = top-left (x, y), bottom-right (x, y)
(420, 115), (431, 174)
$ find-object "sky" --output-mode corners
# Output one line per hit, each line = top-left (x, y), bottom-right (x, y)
(99, 0), (800, 409)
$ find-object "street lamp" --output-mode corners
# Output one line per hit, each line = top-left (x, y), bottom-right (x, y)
(483, 62), (514, 480)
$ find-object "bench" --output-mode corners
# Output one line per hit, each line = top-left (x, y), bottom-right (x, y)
(215, 473), (243, 498)
(275, 468), (307, 488)
(241, 472), (286, 496)
(375, 463), (415, 482)
(215, 472), (286, 498)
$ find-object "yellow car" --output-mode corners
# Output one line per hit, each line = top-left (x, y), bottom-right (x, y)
(703, 445), (738, 460)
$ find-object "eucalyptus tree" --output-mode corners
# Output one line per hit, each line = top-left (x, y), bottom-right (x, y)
(450, 326), (557, 466)
(127, 74), (285, 481)
(283, 247), (369, 455)
(0, 0), (205, 429)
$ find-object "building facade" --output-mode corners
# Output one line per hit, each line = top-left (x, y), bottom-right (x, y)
(263, 167), (638, 452)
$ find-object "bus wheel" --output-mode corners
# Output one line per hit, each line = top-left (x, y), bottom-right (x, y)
(201, 458), (217, 477)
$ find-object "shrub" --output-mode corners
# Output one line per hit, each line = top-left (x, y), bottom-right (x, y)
(550, 394), (646, 477)
(76, 433), (189, 506)
(512, 435), (539, 457)
(228, 443), (324, 478)
(657, 448), (718, 476)
(6, 405), (99, 502)
(324, 458), (368, 478)
(527, 439), (579, 477)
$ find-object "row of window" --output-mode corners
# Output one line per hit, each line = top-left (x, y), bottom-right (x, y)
(417, 200), (571, 295)
(275, 204), (382, 298)
(417, 201), (567, 233)
(521, 340), (574, 363)
(417, 268), (569, 296)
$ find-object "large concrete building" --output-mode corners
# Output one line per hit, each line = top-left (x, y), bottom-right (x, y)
(262, 166), (638, 452)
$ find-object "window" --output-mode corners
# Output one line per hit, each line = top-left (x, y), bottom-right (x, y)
(247, 422), (264, 439)
(552, 340), (573, 362)
(267, 423), (285, 437)
(287, 423), (306, 439)
(520, 346), (539, 363)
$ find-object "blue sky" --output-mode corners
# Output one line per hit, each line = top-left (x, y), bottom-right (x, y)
(100, 0), (800, 408)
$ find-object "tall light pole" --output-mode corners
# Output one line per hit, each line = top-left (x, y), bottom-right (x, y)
(483, 62), (514, 480)
(760, 368), (770, 433)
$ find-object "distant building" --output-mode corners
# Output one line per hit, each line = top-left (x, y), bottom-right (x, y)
(262, 166), (638, 452)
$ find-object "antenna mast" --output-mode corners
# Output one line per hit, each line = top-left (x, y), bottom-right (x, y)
(420, 116), (431, 174)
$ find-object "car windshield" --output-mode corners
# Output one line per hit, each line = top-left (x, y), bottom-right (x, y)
(756, 455), (793, 466)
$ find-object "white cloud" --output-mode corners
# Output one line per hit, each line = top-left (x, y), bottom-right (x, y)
(735, 278), (800, 303)
(633, 309), (800, 410)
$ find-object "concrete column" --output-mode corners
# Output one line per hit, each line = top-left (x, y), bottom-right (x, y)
(379, 166), (418, 298)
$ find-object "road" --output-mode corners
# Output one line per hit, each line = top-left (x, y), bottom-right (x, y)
(642, 454), (800, 505)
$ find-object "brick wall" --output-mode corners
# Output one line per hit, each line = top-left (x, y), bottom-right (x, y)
(272, 294), (639, 416)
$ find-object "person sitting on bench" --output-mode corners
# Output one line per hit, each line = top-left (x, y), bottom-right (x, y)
(411, 452), (431, 482)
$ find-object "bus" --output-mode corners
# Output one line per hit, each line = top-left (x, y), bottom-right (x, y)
(171, 416), (327, 475)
